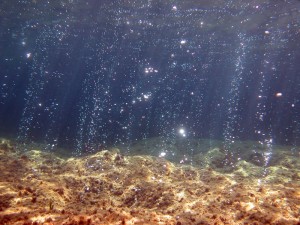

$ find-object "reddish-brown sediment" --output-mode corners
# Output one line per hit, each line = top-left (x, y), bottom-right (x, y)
(0, 140), (299, 225)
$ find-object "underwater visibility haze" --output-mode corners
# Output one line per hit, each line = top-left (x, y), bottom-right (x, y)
(0, 0), (300, 154)
(0, 0), (300, 224)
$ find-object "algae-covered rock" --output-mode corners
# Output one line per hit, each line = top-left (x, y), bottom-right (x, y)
(0, 138), (299, 225)
(247, 151), (266, 166)
(194, 147), (227, 169)
(0, 138), (15, 152)
(233, 160), (264, 178)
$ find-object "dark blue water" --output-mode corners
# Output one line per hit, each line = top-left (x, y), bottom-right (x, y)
(0, 0), (300, 155)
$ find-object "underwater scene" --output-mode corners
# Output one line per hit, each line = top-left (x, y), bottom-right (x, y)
(0, 0), (300, 224)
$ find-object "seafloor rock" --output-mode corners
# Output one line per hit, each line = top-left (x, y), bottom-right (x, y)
(205, 147), (227, 167)
(0, 138), (15, 152)
(233, 160), (264, 179)
(0, 139), (299, 225)
(247, 150), (266, 166)
(194, 147), (225, 165)
(194, 147), (236, 171)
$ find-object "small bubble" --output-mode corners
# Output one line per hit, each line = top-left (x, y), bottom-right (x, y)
(26, 53), (32, 58)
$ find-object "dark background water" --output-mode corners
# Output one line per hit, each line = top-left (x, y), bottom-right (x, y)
(0, 0), (300, 154)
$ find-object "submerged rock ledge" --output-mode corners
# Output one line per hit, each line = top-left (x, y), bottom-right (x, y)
(0, 139), (299, 225)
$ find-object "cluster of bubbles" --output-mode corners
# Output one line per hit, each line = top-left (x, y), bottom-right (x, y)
(0, 0), (299, 157)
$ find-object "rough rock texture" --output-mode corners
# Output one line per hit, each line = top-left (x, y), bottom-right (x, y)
(0, 138), (299, 225)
